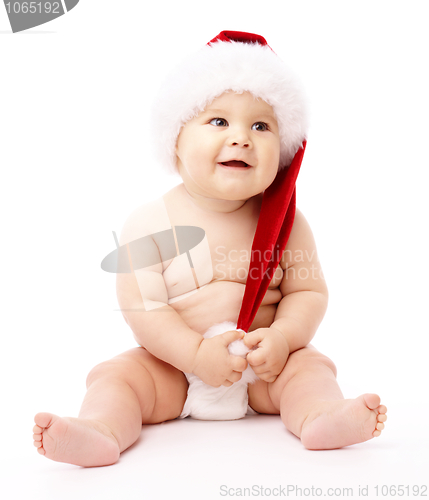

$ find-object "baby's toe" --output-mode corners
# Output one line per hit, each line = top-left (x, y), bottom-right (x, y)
(372, 411), (386, 438)
(363, 393), (381, 409)
(378, 404), (387, 415)
(34, 412), (53, 429)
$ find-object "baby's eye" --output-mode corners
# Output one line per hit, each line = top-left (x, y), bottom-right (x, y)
(209, 118), (228, 127)
(252, 122), (269, 132)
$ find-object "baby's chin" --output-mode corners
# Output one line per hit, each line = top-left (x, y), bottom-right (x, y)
(212, 175), (274, 199)
(192, 191), (254, 212)
(218, 184), (271, 202)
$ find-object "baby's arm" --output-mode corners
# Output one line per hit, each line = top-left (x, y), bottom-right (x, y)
(244, 209), (328, 381)
(116, 236), (246, 387)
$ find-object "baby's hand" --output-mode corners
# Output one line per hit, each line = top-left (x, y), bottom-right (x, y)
(243, 327), (289, 383)
(191, 330), (248, 388)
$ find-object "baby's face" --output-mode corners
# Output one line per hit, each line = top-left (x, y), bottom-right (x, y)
(175, 92), (280, 204)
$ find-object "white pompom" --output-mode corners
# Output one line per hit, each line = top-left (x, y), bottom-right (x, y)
(180, 322), (258, 420)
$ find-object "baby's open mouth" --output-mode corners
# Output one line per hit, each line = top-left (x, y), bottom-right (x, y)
(220, 161), (249, 168)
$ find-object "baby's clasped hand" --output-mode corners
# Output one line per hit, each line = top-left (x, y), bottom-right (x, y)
(191, 330), (248, 387)
(243, 327), (290, 383)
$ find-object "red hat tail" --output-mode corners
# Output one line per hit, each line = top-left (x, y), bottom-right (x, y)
(237, 142), (306, 333)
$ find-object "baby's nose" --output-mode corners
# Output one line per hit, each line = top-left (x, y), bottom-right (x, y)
(231, 140), (250, 148)
(228, 129), (252, 148)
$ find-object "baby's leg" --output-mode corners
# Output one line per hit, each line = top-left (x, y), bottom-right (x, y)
(267, 345), (387, 449)
(33, 348), (188, 467)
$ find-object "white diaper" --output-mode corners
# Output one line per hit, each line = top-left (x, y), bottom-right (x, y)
(179, 322), (258, 420)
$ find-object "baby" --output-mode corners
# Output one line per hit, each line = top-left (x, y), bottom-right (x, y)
(33, 31), (387, 467)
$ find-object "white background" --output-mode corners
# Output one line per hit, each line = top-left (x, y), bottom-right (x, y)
(1, 1), (428, 499)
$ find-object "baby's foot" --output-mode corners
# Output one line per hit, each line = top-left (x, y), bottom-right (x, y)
(33, 412), (120, 467)
(300, 394), (387, 450)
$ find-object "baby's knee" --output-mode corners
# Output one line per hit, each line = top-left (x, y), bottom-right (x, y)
(85, 357), (136, 388)
(316, 352), (337, 377)
(289, 346), (337, 377)
(85, 360), (115, 387)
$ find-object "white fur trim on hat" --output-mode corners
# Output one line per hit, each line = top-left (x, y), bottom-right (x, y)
(152, 39), (309, 174)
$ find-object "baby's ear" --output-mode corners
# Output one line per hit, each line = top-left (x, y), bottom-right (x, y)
(174, 147), (180, 163)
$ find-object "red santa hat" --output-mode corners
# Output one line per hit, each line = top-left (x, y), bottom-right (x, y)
(152, 30), (308, 174)
(153, 31), (308, 332)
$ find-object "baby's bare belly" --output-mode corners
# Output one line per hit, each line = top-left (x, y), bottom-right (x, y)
(169, 280), (282, 334)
